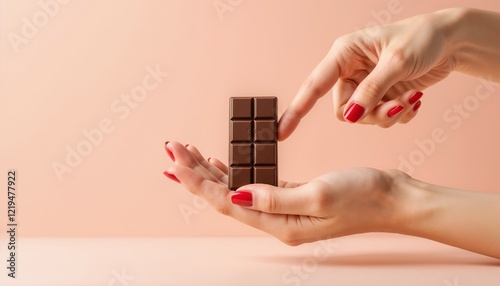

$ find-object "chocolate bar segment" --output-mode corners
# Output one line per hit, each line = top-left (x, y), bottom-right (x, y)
(253, 166), (277, 185)
(229, 167), (252, 189)
(254, 97), (276, 119)
(230, 98), (253, 119)
(229, 97), (278, 190)
(254, 120), (276, 141)
(254, 143), (276, 165)
(230, 143), (252, 165)
(230, 121), (252, 142)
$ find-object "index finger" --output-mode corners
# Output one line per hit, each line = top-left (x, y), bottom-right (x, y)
(278, 50), (340, 141)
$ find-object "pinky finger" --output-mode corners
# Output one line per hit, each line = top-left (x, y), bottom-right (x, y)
(208, 157), (229, 174)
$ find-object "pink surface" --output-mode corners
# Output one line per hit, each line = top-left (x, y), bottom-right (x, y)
(0, 234), (499, 285)
(1, 1), (500, 239)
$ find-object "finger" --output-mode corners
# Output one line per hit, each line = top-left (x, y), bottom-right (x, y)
(186, 145), (228, 184)
(164, 141), (175, 161)
(342, 54), (403, 123)
(395, 91), (423, 124)
(278, 49), (341, 141)
(357, 89), (421, 126)
(167, 141), (219, 182)
(207, 157), (229, 175)
(332, 78), (358, 122)
(399, 100), (421, 124)
(169, 164), (232, 213)
(233, 181), (330, 217)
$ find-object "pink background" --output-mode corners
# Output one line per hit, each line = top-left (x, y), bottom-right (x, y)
(1, 0), (500, 238)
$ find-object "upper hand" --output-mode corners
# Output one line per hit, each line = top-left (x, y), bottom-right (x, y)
(278, 10), (457, 139)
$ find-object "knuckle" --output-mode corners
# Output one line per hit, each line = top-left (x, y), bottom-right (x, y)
(261, 191), (279, 213)
(377, 123), (391, 129)
(386, 168), (411, 178)
(358, 79), (384, 101)
(305, 181), (332, 216)
(284, 240), (302, 247)
(386, 49), (407, 70)
(279, 229), (302, 246)
(311, 187), (331, 215)
(332, 34), (354, 51)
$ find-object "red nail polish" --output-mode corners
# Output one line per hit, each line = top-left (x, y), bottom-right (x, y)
(231, 191), (253, 207)
(185, 144), (189, 148)
(344, 103), (365, 123)
(165, 141), (175, 162)
(387, 105), (404, 117)
(413, 101), (422, 111)
(409, 91), (423, 104)
(207, 157), (211, 162)
(163, 171), (180, 183)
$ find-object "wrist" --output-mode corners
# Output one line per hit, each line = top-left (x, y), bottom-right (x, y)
(389, 172), (500, 258)
(385, 170), (439, 236)
(432, 7), (500, 78)
(429, 7), (471, 72)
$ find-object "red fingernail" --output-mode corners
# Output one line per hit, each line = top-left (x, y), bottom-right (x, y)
(231, 191), (253, 207)
(413, 101), (422, 111)
(207, 157), (211, 162)
(344, 103), (365, 123)
(387, 105), (404, 117)
(163, 170), (180, 183)
(165, 141), (175, 162)
(409, 91), (423, 104)
(185, 144), (189, 148)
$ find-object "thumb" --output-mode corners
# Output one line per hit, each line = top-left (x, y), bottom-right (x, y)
(231, 183), (320, 216)
(343, 55), (403, 123)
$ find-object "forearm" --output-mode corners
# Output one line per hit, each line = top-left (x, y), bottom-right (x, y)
(440, 8), (500, 81)
(396, 176), (500, 259)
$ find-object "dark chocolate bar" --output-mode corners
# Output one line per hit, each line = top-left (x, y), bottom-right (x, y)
(229, 97), (278, 190)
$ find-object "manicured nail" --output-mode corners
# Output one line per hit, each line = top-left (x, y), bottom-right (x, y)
(163, 170), (180, 183)
(344, 102), (365, 123)
(387, 105), (404, 118)
(231, 191), (253, 207)
(413, 101), (422, 112)
(185, 144), (190, 148)
(165, 141), (175, 162)
(409, 91), (423, 104)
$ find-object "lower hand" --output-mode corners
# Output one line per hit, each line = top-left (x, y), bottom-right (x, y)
(163, 141), (412, 245)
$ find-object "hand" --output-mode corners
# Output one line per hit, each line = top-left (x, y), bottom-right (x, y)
(278, 9), (461, 139)
(163, 141), (412, 245)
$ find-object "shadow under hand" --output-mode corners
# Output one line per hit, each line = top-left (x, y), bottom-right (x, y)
(253, 251), (500, 267)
